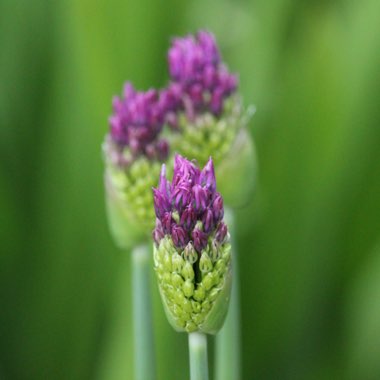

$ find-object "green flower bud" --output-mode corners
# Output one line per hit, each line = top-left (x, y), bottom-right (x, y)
(199, 252), (213, 273)
(183, 280), (195, 298)
(153, 234), (232, 335)
(183, 242), (198, 264)
(153, 155), (232, 334)
(172, 273), (184, 289)
(172, 252), (185, 272)
(182, 262), (195, 281)
(104, 154), (161, 249)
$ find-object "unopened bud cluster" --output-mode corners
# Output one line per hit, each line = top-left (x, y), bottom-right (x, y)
(153, 155), (231, 334)
(103, 83), (170, 244)
(165, 31), (244, 167)
(167, 30), (237, 118)
(108, 82), (170, 165)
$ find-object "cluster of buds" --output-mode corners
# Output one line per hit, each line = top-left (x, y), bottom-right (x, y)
(104, 84), (171, 248)
(153, 155), (232, 334)
(163, 31), (253, 200)
(164, 31), (255, 206)
(167, 31), (238, 117)
(108, 82), (169, 165)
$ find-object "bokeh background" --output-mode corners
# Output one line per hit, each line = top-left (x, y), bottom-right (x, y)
(1, 0), (380, 379)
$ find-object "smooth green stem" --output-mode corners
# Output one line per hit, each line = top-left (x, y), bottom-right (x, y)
(189, 332), (209, 380)
(215, 207), (241, 380)
(132, 244), (156, 380)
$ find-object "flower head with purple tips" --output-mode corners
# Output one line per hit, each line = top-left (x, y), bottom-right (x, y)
(153, 154), (232, 334)
(165, 31), (250, 173)
(108, 82), (170, 166)
(103, 81), (171, 246)
(167, 30), (238, 118)
(153, 154), (227, 253)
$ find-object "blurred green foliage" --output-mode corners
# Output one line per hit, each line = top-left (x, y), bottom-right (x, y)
(1, 0), (380, 379)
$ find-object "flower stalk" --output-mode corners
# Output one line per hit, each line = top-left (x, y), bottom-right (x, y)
(132, 244), (156, 380)
(189, 332), (209, 380)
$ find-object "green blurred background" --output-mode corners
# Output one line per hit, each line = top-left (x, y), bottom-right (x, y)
(1, 0), (380, 379)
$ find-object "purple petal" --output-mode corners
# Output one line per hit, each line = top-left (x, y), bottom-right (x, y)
(152, 219), (165, 244)
(153, 189), (171, 219)
(202, 207), (215, 234)
(171, 224), (189, 248)
(180, 205), (197, 231)
(192, 184), (209, 212)
(191, 228), (208, 253)
(212, 193), (224, 222)
(161, 212), (173, 234)
(215, 222), (228, 243)
(199, 157), (216, 191)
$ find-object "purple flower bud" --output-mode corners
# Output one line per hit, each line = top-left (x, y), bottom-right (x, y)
(168, 44), (182, 80)
(153, 189), (171, 219)
(123, 81), (135, 99)
(172, 183), (192, 210)
(199, 157), (216, 191)
(203, 64), (218, 89)
(153, 165), (172, 218)
(192, 184), (209, 212)
(159, 83), (183, 113)
(218, 68), (238, 95)
(171, 224), (188, 248)
(192, 228), (208, 253)
(153, 220), (165, 244)
(210, 87), (224, 115)
(188, 83), (204, 108)
(212, 193), (224, 222)
(197, 30), (220, 64)
(215, 222), (228, 243)
(180, 205), (197, 231)
(173, 154), (199, 186)
(158, 164), (171, 198)
(202, 207), (215, 234)
(161, 212), (173, 234)
(109, 115), (125, 145)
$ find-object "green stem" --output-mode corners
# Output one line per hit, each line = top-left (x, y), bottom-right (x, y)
(215, 207), (241, 380)
(132, 244), (156, 380)
(189, 332), (209, 380)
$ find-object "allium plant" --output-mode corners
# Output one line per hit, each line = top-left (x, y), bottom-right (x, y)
(162, 31), (252, 380)
(153, 155), (232, 334)
(163, 31), (255, 207)
(103, 30), (253, 380)
(104, 82), (171, 248)
(103, 83), (174, 380)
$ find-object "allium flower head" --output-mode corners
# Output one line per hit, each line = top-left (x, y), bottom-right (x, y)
(167, 30), (237, 117)
(107, 82), (169, 165)
(165, 31), (256, 207)
(103, 83), (170, 248)
(153, 155), (232, 334)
